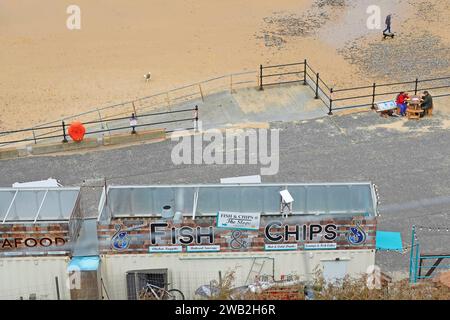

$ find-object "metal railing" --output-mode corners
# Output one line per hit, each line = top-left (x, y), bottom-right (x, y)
(2, 60), (450, 148)
(259, 60), (307, 89)
(330, 76), (450, 114)
(0, 107), (198, 146)
(0, 71), (255, 148)
(259, 60), (450, 115)
(409, 225), (450, 283)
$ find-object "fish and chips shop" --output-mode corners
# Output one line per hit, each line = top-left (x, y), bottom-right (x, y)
(97, 183), (379, 299)
(0, 183), (380, 299)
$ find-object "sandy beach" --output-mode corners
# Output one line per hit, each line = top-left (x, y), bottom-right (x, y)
(1, 0), (449, 131)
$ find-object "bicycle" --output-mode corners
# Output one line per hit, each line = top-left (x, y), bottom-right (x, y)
(138, 282), (185, 300)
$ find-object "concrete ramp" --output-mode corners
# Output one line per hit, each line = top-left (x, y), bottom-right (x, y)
(11, 83), (329, 149)
(200, 83), (328, 129)
(234, 84), (328, 119)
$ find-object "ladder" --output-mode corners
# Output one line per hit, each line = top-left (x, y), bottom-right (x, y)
(245, 258), (266, 285)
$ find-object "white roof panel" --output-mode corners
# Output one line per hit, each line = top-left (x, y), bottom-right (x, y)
(0, 187), (80, 224)
(98, 183), (377, 221)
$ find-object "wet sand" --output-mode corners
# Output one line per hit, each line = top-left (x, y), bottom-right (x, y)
(0, 0), (449, 131)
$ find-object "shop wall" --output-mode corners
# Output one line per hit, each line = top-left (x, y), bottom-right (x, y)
(0, 223), (71, 256)
(98, 216), (377, 254)
(0, 256), (71, 300)
(100, 249), (375, 299)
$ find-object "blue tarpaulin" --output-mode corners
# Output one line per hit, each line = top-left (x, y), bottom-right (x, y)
(376, 231), (403, 251)
(67, 256), (100, 271)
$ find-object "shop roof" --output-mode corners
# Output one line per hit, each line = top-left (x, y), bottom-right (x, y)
(0, 187), (80, 224)
(98, 183), (378, 221)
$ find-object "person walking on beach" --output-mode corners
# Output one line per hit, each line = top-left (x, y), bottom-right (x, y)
(383, 14), (392, 34)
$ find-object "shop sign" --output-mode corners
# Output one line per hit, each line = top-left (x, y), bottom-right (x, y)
(186, 245), (220, 252)
(104, 217), (373, 254)
(264, 243), (298, 251)
(216, 211), (261, 230)
(304, 243), (337, 250)
(0, 237), (66, 249)
(149, 246), (182, 253)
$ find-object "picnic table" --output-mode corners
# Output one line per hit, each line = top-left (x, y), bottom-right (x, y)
(406, 95), (424, 120)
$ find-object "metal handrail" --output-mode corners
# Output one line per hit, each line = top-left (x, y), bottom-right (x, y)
(262, 71), (304, 78)
(2, 60), (450, 147)
(262, 62), (305, 69)
(0, 108), (197, 146)
(0, 70), (255, 134)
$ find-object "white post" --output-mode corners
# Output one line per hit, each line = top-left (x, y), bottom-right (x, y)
(33, 190), (49, 223)
(192, 188), (199, 220)
(3, 190), (19, 223)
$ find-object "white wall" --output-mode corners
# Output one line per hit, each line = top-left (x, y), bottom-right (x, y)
(101, 249), (375, 299)
(0, 256), (71, 300)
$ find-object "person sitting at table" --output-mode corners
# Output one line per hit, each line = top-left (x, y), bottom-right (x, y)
(420, 91), (433, 117)
(396, 91), (409, 116)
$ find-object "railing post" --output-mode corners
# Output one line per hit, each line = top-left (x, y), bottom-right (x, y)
(328, 88), (333, 115)
(166, 92), (171, 109)
(371, 83), (376, 109)
(409, 225), (416, 284)
(303, 59), (307, 85)
(32, 129), (37, 144)
(55, 276), (61, 300)
(62, 121), (68, 143)
(230, 74), (233, 93)
(130, 113), (137, 134)
(315, 73), (320, 99)
(194, 105), (199, 132)
(414, 78), (419, 95)
(259, 65), (263, 91)
(132, 101), (137, 116)
(198, 84), (204, 102)
(414, 242), (420, 283)
(418, 256), (423, 278)
(97, 107), (105, 130)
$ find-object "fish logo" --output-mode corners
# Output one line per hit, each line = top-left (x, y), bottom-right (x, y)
(347, 221), (366, 245)
(111, 224), (130, 250)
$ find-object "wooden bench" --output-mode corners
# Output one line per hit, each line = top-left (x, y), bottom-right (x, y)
(406, 108), (424, 119)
